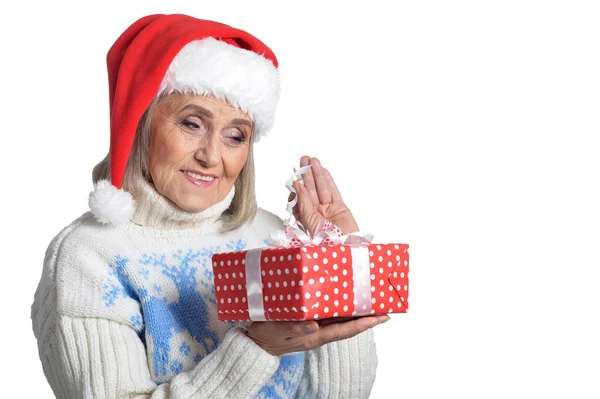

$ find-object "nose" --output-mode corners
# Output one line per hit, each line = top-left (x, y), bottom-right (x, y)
(194, 134), (221, 167)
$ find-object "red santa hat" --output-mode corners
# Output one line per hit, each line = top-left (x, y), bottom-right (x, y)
(88, 14), (280, 225)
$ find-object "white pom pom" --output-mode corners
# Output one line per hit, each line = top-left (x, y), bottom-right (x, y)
(88, 180), (135, 225)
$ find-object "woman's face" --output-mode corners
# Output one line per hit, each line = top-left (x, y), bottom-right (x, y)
(148, 94), (252, 212)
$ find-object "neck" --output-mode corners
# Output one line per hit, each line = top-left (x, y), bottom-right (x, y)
(130, 178), (235, 229)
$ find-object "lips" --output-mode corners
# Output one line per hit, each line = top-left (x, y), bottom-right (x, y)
(181, 170), (217, 187)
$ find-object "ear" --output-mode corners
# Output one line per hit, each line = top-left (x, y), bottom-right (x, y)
(88, 180), (135, 225)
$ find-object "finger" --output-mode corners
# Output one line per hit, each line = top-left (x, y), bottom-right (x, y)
(315, 316), (385, 345)
(310, 158), (333, 205)
(322, 167), (343, 203)
(299, 155), (319, 205)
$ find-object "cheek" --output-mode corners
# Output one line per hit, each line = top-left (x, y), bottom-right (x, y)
(223, 147), (249, 180)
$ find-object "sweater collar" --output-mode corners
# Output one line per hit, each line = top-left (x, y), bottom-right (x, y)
(130, 178), (235, 229)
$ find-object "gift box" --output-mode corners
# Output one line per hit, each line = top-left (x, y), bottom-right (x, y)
(212, 242), (409, 321)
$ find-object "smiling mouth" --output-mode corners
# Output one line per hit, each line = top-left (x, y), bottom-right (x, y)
(182, 170), (216, 182)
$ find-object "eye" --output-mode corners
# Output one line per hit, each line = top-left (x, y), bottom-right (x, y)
(180, 117), (207, 132)
(224, 128), (246, 145)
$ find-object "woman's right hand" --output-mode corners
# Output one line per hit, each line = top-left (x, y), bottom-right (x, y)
(245, 315), (390, 356)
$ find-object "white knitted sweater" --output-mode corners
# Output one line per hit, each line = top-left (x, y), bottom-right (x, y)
(31, 181), (378, 398)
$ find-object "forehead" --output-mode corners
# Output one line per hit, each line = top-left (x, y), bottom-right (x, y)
(159, 93), (252, 121)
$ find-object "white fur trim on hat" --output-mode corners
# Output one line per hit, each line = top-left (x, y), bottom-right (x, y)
(159, 37), (280, 141)
(88, 180), (135, 225)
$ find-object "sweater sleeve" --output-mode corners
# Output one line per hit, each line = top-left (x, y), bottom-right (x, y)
(294, 329), (378, 399)
(39, 315), (279, 399)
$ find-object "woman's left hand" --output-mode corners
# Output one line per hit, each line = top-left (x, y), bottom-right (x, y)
(290, 155), (359, 236)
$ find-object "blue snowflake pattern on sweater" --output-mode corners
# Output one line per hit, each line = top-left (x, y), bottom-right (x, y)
(101, 239), (304, 397)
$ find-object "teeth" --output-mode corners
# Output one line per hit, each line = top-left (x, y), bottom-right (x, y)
(184, 171), (215, 181)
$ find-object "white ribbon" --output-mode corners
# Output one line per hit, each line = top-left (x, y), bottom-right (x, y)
(245, 249), (266, 321)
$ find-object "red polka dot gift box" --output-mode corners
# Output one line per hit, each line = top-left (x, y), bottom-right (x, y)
(212, 241), (409, 322)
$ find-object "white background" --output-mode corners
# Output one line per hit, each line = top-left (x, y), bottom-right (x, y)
(1, 1), (599, 398)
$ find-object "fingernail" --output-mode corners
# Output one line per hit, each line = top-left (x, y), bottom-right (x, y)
(303, 322), (318, 334)
(376, 315), (390, 323)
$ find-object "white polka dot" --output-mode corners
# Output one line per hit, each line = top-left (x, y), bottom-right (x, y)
(280, 255), (284, 262)
(217, 274), (222, 279)
(343, 293), (348, 300)
(389, 297), (394, 303)
(299, 280), (304, 286)
(275, 282), (280, 288)
(242, 297), (246, 303)
(377, 245), (382, 250)
(370, 262), (374, 269)
(296, 254), (302, 260)
(389, 285), (393, 291)
(380, 303), (385, 309)
(285, 268), (290, 275)
(242, 259), (245, 264)
(371, 298), (376, 304)
(340, 246), (345, 252)
(280, 295), (284, 300)
(400, 272), (405, 278)
(332, 276), (339, 282)
(379, 268), (384, 274)
(261, 270), (266, 276)
(234, 259), (239, 265)
(314, 314), (319, 319)
(220, 298), (224, 303)
(334, 300), (339, 306)
(313, 302), (319, 309)
(380, 291), (384, 298)
(388, 261), (393, 268)
(397, 285), (401, 291)
(387, 250), (392, 256)
(283, 281), (288, 287)
(301, 306), (308, 312)
(239, 284), (243, 290)
(264, 257), (269, 263)
(321, 247), (327, 252)
(324, 306), (329, 313)
(378, 256), (383, 262)
(342, 269), (347, 276)
(291, 281), (296, 287)
(230, 285), (235, 290)
(232, 272), (237, 278)
(342, 257), (347, 264)
(213, 261), (217, 267)
(295, 293), (300, 300)
(394, 245), (399, 249)
(235, 297), (239, 303)
(353, 299), (357, 305)
(287, 255), (292, 261)
(227, 298), (231, 303)
(313, 265), (319, 272)
(397, 302), (402, 308)
(277, 269), (282, 275)
(334, 288), (339, 294)
(264, 295), (269, 301)
(302, 266), (308, 273)
(316, 291), (321, 297)
(343, 281), (348, 288)
(309, 278), (315, 285)
(371, 286), (376, 292)
(216, 286), (220, 291)
(333, 263), (338, 270)
(319, 277), (325, 283)
(227, 260), (231, 266)
(272, 295), (276, 301)
(287, 294), (291, 300)
(332, 252), (338, 258)
(369, 250), (374, 256)
(333, 312), (338, 317)
(272, 256), (277, 262)
(323, 258), (328, 264)
(401, 297), (405, 302)
(313, 252), (319, 259)
(224, 286), (228, 291)
(343, 305), (348, 312)
(404, 260), (408, 266)
(404, 285), (408, 291)
(225, 273), (229, 279)
(220, 261), (224, 266)
(302, 247), (308, 253)
(293, 268), (298, 274)
(393, 272), (398, 278)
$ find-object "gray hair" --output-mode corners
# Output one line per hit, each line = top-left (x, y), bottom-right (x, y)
(92, 93), (258, 232)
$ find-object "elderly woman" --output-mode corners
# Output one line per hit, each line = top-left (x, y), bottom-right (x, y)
(31, 14), (388, 398)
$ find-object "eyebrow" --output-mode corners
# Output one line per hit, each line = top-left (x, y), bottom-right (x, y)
(180, 104), (252, 127)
